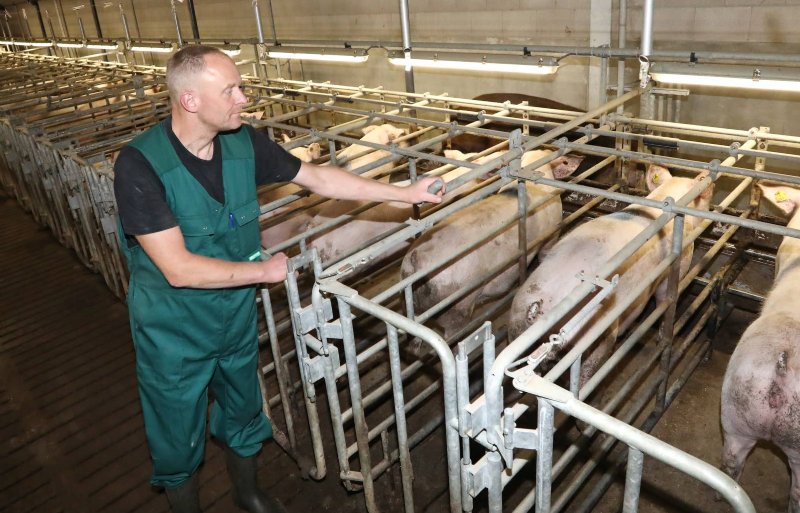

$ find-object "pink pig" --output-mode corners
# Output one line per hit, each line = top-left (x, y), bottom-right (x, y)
(400, 149), (582, 339)
(720, 182), (800, 513)
(508, 165), (713, 383)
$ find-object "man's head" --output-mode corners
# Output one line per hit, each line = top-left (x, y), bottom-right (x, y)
(166, 45), (248, 132)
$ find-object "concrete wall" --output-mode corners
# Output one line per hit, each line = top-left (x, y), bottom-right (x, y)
(3, 1), (800, 136)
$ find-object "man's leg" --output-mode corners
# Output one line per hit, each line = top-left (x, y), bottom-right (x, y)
(135, 334), (215, 511)
(209, 333), (286, 513)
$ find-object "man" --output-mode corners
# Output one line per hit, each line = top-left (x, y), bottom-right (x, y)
(113, 45), (442, 513)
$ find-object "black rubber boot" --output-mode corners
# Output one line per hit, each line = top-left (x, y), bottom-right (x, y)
(225, 447), (288, 513)
(165, 473), (201, 513)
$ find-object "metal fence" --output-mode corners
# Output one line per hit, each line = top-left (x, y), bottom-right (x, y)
(5, 49), (800, 513)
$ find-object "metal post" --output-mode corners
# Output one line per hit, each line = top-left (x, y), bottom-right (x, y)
(170, 0), (183, 47)
(638, 0), (654, 119)
(186, 0), (200, 40)
(535, 399), (555, 513)
(622, 447), (644, 513)
(266, 0), (278, 44)
(20, 7), (32, 39)
(77, 17), (86, 41)
(399, 0), (415, 93)
(89, 0), (102, 38)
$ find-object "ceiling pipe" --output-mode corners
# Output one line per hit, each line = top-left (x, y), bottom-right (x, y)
(638, 0), (655, 120)
(398, 0), (414, 93)
(617, 0), (626, 104)
(265, 0), (278, 45)
(252, 0), (265, 44)
(89, 0), (102, 38)
(19, 5), (32, 39)
(44, 8), (55, 40)
(185, 0), (199, 40)
(169, 0), (183, 47)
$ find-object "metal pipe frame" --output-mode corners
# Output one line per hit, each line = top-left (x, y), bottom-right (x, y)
(4, 50), (800, 513)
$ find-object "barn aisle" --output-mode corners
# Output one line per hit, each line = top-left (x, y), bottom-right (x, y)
(0, 189), (315, 513)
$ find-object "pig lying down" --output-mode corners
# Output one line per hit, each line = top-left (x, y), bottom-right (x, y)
(508, 165), (713, 384)
(335, 123), (407, 178)
(259, 123), (406, 248)
(306, 149), (501, 268)
(258, 135), (324, 247)
(721, 182), (800, 513)
(400, 149), (582, 340)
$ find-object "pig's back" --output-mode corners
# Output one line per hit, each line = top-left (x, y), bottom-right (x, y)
(508, 215), (639, 338)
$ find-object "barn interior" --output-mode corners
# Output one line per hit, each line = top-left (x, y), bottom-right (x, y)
(1, 1), (799, 513)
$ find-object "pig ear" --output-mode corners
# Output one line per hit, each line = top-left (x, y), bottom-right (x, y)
(646, 164), (672, 191)
(550, 155), (584, 179)
(308, 143), (321, 159)
(362, 125), (378, 135)
(692, 171), (714, 201)
(388, 127), (406, 141)
(758, 182), (798, 215)
(281, 133), (290, 143)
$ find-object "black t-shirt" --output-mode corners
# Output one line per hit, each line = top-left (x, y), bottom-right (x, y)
(114, 117), (301, 246)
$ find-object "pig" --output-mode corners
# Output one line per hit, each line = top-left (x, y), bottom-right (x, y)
(240, 111), (265, 124)
(720, 182), (800, 513)
(508, 165), (713, 383)
(258, 124), (406, 248)
(281, 133), (322, 162)
(400, 149), (583, 339)
(258, 136), (323, 247)
(336, 123), (407, 179)
(305, 149), (508, 267)
(258, 183), (319, 248)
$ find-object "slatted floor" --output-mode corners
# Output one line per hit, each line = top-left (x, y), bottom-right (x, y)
(0, 189), (330, 513)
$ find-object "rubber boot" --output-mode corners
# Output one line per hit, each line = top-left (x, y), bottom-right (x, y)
(225, 447), (288, 513)
(165, 473), (201, 513)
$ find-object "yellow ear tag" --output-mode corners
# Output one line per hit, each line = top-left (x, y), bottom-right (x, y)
(775, 190), (788, 203)
(652, 172), (660, 185)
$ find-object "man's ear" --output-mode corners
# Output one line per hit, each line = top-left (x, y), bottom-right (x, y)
(180, 90), (199, 113)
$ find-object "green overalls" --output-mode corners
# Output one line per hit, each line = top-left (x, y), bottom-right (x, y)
(120, 123), (271, 489)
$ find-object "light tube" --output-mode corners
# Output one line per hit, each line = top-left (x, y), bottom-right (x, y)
(651, 72), (800, 93)
(388, 56), (558, 75)
(86, 42), (118, 50)
(15, 41), (54, 47)
(267, 50), (368, 63)
(129, 44), (174, 53)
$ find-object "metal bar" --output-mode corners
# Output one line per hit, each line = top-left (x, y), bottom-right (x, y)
(515, 374), (756, 513)
(386, 323), (415, 513)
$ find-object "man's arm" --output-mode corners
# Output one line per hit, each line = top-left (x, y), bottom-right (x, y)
(291, 162), (444, 204)
(136, 227), (289, 288)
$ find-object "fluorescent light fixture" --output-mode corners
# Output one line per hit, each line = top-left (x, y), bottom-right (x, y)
(266, 46), (368, 63)
(15, 40), (53, 48)
(129, 42), (174, 53)
(86, 42), (118, 50)
(57, 41), (85, 48)
(650, 63), (800, 93)
(388, 50), (558, 75)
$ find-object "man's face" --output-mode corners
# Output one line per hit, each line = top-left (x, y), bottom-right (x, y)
(194, 53), (247, 132)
